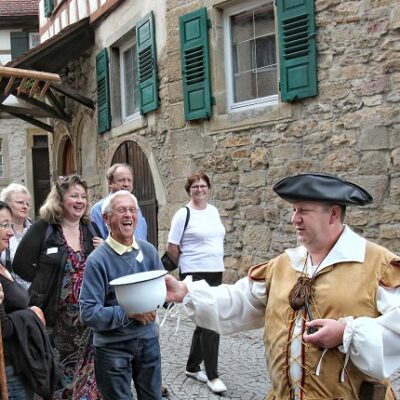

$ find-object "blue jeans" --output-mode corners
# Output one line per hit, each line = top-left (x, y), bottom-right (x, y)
(6, 365), (34, 400)
(94, 336), (162, 400)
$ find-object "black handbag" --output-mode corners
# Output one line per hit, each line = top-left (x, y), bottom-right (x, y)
(162, 206), (190, 272)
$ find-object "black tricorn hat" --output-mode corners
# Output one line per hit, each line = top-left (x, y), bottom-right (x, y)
(273, 172), (373, 206)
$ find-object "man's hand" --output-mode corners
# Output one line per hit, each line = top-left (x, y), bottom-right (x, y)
(165, 274), (188, 303)
(303, 318), (346, 348)
(0, 283), (3, 304)
(128, 311), (156, 324)
(92, 236), (104, 248)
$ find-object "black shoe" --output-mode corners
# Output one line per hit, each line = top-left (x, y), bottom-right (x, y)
(161, 385), (169, 397)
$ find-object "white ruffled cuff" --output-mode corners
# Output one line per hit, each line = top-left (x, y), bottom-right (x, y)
(338, 316), (354, 354)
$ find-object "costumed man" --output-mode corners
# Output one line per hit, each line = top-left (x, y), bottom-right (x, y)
(164, 172), (400, 400)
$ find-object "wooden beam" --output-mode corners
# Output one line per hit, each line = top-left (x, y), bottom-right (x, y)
(0, 66), (61, 83)
(17, 92), (72, 122)
(0, 104), (58, 119)
(51, 83), (95, 109)
(1, 110), (54, 133)
(4, 77), (15, 96)
(45, 88), (70, 120)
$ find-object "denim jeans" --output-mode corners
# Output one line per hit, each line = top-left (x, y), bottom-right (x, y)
(94, 336), (162, 400)
(6, 365), (34, 400)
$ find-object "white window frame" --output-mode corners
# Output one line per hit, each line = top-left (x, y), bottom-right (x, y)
(29, 33), (40, 49)
(119, 38), (140, 123)
(223, 0), (278, 113)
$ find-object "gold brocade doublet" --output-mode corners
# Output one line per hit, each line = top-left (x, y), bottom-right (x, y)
(249, 241), (400, 400)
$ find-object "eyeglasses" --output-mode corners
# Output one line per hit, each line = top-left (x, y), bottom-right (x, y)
(111, 207), (138, 214)
(190, 185), (208, 190)
(13, 200), (31, 208)
(0, 223), (14, 229)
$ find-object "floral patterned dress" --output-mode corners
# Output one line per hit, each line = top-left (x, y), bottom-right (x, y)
(49, 228), (101, 400)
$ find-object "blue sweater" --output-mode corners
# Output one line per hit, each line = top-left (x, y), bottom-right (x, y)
(79, 240), (163, 346)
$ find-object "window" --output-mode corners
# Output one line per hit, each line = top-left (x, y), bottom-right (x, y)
(44, 0), (54, 17)
(10, 31), (40, 59)
(29, 33), (41, 49)
(224, 0), (278, 112)
(119, 39), (140, 122)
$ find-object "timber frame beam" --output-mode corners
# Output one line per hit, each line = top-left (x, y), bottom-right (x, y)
(0, 65), (94, 133)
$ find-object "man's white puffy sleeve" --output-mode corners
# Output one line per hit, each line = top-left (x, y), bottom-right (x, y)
(182, 276), (267, 335)
(341, 285), (400, 379)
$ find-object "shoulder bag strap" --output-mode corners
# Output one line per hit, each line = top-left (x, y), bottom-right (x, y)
(178, 206), (190, 246)
(183, 206), (190, 233)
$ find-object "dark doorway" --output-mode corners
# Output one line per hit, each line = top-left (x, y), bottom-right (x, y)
(32, 135), (50, 219)
(62, 138), (76, 175)
(111, 141), (158, 247)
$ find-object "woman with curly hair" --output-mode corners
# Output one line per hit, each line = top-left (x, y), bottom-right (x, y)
(13, 175), (102, 399)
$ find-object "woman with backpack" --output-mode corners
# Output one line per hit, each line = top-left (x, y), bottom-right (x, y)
(166, 172), (227, 394)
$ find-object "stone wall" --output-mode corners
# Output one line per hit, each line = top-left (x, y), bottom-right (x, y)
(55, 0), (400, 282)
(0, 116), (30, 187)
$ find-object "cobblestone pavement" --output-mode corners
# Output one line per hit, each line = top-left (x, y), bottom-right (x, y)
(132, 309), (399, 399)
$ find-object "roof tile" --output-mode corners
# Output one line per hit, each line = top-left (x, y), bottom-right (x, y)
(0, 1), (39, 17)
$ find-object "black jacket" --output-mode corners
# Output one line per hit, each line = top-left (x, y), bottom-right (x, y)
(8, 309), (62, 399)
(12, 218), (100, 326)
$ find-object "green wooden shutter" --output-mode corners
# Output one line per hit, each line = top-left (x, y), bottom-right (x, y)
(136, 12), (159, 114)
(96, 49), (111, 134)
(277, 0), (317, 102)
(10, 32), (29, 60)
(44, 0), (54, 17)
(179, 8), (212, 121)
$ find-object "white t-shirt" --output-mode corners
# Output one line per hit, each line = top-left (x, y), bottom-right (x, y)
(167, 203), (225, 274)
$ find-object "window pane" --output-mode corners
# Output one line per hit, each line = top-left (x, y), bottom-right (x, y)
(123, 46), (136, 117)
(234, 70), (256, 102)
(231, 10), (254, 44)
(256, 66), (277, 97)
(229, 2), (277, 105)
(255, 36), (276, 69)
(232, 40), (253, 74)
(254, 4), (275, 37)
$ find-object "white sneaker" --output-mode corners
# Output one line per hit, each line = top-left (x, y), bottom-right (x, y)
(185, 370), (208, 383)
(207, 378), (227, 393)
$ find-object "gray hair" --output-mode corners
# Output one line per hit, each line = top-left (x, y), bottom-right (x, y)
(106, 163), (133, 184)
(101, 190), (139, 214)
(0, 183), (31, 203)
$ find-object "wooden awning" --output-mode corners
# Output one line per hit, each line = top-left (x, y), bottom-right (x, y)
(0, 18), (95, 133)
(0, 66), (70, 133)
(0, 65), (60, 98)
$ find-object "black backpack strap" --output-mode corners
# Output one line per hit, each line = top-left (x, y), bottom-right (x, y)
(87, 221), (100, 238)
(183, 206), (190, 232)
